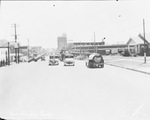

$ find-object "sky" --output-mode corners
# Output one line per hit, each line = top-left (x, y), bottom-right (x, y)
(0, 0), (150, 48)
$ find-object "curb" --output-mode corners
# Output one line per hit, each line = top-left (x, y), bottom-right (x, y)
(105, 63), (150, 75)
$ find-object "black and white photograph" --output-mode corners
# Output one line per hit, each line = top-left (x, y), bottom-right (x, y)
(1, 0), (150, 120)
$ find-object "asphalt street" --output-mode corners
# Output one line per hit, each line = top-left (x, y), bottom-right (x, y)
(0, 58), (150, 120)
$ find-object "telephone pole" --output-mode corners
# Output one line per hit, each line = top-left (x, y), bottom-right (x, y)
(12, 23), (19, 63)
(12, 23), (19, 42)
(143, 19), (146, 63)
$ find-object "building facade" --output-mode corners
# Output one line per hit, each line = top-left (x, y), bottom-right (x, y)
(68, 41), (128, 55)
(57, 34), (67, 52)
(126, 36), (150, 56)
(0, 47), (8, 62)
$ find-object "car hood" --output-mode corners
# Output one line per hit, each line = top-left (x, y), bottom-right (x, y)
(64, 58), (74, 62)
(49, 59), (58, 62)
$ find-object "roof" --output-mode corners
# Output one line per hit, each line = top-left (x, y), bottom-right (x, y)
(131, 37), (143, 44)
(126, 38), (138, 45)
(126, 33), (150, 45)
(89, 53), (101, 60)
(138, 33), (150, 44)
(145, 33), (150, 43)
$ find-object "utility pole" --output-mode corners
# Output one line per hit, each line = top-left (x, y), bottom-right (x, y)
(12, 23), (19, 63)
(143, 19), (146, 63)
(12, 23), (18, 43)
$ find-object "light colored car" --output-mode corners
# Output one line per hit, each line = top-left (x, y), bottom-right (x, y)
(63, 54), (75, 66)
(49, 55), (59, 66)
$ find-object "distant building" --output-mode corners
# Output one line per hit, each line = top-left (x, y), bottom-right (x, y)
(69, 41), (108, 55)
(0, 39), (29, 62)
(57, 34), (67, 52)
(126, 33), (150, 56)
(0, 47), (8, 62)
(0, 39), (9, 63)
(30, 46), (42, 56)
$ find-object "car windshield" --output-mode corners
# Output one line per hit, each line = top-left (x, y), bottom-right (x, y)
(65, 56), (74, 58)
(50, 56), (59, 59)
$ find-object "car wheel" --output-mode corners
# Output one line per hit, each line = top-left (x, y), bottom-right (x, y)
(64, 64), (66, 66)
(101, 65), (104, 68)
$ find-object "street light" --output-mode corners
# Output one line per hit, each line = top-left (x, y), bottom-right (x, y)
(102, 37), (105, 45)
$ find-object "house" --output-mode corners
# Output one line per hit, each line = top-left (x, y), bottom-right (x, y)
(126, 33), (150, 56)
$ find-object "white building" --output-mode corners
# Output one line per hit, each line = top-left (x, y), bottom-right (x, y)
(0, 47), (8, 62)
(57, 34), (67, 51)
(0, 39), (8, 62)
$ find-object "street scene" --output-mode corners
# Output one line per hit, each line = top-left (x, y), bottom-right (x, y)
(1, 0), (150, 120)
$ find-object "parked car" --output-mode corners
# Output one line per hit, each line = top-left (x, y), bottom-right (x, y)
(64, 54), (75, 66)
(49, 55), (59, 65)
(86, 53), (104, 68)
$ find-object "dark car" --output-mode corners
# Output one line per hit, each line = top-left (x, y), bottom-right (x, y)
(86, 53), (104, 68)
(49, 55), (59, 65)
(63, 54), (75, 66)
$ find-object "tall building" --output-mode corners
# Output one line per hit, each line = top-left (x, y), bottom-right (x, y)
(57, 34), (67, 51)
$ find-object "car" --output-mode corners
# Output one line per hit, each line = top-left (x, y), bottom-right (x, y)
(63, 54), (75, 66)
(85, 53), (104, 68)
(49, 55), (59, 65)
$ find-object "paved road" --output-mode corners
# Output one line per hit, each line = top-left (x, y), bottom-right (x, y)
(0, 59), (150, 120)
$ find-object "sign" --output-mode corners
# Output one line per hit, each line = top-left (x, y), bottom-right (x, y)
(20, 46), (28, 49)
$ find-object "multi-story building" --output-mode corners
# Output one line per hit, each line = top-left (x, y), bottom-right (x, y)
(0, 39), (9, 65)
(69, 34), (150, 56)
(69, 41), (109, 55)
(0, 47), (8, 62)
(57, 34), (67, 52)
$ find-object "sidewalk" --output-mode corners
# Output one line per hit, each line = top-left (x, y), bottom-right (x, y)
(103, 55), (150, 75)
(0, 61), (30, 69)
